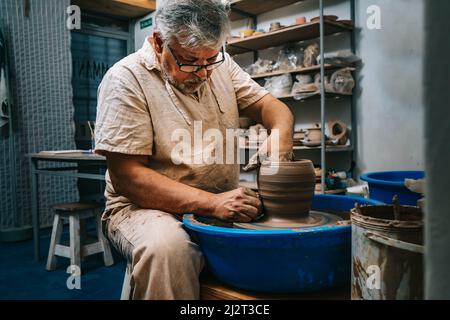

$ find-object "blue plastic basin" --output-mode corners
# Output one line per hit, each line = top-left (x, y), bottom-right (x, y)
(360, 171), (424, 205)
(183, 194), (383, 293)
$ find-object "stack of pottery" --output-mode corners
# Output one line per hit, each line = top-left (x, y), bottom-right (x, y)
(293, 130), (306, 146)
(256, 159), (316, 227)
(291, 74), (317, 96)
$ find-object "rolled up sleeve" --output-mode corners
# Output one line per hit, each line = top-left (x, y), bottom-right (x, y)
(225, 53), (269, 110)
(94, 65), (153, 156)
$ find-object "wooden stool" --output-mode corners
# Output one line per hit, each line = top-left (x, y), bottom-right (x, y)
(46, 202), (114, 271)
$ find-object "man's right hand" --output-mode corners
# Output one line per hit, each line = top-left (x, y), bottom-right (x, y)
(210, 187), (263, 223)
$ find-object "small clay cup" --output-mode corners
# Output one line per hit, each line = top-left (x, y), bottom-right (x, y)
(270, 22), (283, 32)
(296, 16), (307, 25)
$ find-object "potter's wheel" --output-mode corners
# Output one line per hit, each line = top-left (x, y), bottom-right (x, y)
(185, 210), (342, 231)
(183, 194), (384, 293)
(234, 210), (342, 230)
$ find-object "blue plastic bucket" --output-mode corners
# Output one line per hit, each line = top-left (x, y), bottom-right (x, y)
(183, 194), (383, 293)
(360, 171), (424, 205)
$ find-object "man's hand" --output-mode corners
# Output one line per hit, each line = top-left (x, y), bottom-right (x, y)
(210, 187), (263, 222)
(243, 133), (294, 172)
(240, 94), (294, 172)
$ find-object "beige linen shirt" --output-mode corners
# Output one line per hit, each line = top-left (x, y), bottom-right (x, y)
(95, 38), (269, 219)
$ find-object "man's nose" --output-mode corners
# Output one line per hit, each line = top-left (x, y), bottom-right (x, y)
(194, 67), (208, 79)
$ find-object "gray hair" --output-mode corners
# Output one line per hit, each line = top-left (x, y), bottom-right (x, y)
(154, 0), (231, 49)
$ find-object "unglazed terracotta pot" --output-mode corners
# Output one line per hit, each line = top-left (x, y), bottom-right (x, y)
(296, 16), (307, 25)
(304, 126), (322, 143)
(257, 160), (316, 222)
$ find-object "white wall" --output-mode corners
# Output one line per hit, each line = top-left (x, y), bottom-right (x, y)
(133, 0), (164, 50)
(134, 12), (155, 50)
(354, 0), (425, 175)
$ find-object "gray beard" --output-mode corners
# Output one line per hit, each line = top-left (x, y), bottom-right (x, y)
(161, 60), (206, 94)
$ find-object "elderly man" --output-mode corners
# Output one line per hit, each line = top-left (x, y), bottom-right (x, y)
(95, 0), (294, 300)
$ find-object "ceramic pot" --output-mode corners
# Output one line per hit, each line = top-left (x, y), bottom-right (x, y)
(293, 130), (306, 140)
(328, 120), (348, 145)
(296, 16), (307, 25)
(305, 126), (322, 142)
(269, 22), (284, 32)
(258, 160), (316, 221)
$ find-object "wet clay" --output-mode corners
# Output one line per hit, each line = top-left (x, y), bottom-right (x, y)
(254, 159), (316, 227)
(234, 210), (342, 230)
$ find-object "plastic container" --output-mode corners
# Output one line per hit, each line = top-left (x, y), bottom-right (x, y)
(360, 171), (424, 205)
(183, 194), (383, 293)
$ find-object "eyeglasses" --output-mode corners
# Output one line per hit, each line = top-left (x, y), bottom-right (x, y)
(166, 44), (225, 73)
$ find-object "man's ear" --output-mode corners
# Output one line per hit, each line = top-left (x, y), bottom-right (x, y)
(152, 32), (163, 54)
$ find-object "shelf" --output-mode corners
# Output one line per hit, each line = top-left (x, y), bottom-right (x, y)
(227, 21), (352, 55)
(240, 145), (353, 152)
(229, 0), (303, 21)
(251, 63), (354, 80)
(72, 0), (156, 18)
(251, 64), (329, 79)
(276, 91), (352, 101)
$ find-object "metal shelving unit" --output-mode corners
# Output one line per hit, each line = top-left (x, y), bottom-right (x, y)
(228, 0), (356, 193)
(241, 145), (353, 152)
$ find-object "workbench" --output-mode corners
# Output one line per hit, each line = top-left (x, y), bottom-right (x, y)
(28, 152), (106, 261)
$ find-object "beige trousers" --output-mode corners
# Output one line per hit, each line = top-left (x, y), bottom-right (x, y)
(104, 206), (204, 300)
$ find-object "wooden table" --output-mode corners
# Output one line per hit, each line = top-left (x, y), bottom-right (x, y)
(28, 152), (106, 261)
(200, 273), (350, 300)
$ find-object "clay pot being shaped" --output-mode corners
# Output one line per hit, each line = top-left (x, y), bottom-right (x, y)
(257, 160), (316, 225)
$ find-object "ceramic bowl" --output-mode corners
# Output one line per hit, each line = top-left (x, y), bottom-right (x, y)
(239, 29), (254, 38)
